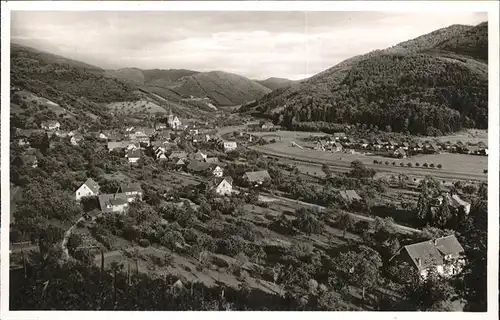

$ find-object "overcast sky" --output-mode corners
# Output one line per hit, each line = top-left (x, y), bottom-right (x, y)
(11, 11), (487, 80)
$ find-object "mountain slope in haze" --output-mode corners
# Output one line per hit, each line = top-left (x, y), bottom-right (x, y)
(256, 77), (295, 91)
(171, 71), (272, 106)
(244, 22), (488, 135)
(10, 44), (216, 125)
(105, 68), (200, 87)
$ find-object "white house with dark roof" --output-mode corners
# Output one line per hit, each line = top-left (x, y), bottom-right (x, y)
(75, 178), (100, 201)
(395, 235), (465, 279)
(213, 177), (233, 196)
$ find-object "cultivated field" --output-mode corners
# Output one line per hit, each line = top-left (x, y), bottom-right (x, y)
(417, 129), (488, 145)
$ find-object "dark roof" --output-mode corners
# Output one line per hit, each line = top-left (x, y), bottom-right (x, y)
(83, 178), (100, 194)
(120, 183), (142, 193)
(404, 241), (444, 271)
(434, 235), (464, 256)
(403, 235), (464, 271)
(244, 170), (271, 182)
(187, 160), (210, 172)
(98, 193), (128, 212)
(169, 151), (187, 159)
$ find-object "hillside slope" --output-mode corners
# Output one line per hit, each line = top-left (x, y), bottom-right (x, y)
(10, 44), (215, 124)
(256, 77), (295, 91)
(171, 71), (272, 106)
(244, 22), (488, 135)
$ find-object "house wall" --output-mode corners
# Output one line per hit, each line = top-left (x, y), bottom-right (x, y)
(75, 184), (95, 201)
(216, 181), (232, 195)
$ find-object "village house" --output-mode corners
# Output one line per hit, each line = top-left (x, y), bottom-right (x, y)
(155, 148), (168, 161)
(17, 138), (30, 147)
(339, 190), (363, 205)
(435, 193), (471, 215)
(212, 177), (233, 196)
(126, 149), (141, 164)
(191, 150), (208, 161)
(243, 170), (272, 187)
(167, 110), (182, 130)
(154, 122), (167, 131)
(70, 134), (84, 146)
(120, 183), (143, 202)
(135, 133), (151, 147)
(75, 178), (100, 201)
(261, 122), (275, 131)
(402, 142), (410, 151)
(333, 142), (343, 152)
(135, 127), (155, 137)
(41, 120), (61, 131)
(386, 141), (398, 150)
(125, 141), (141, 151)
(98, 193), (129, 214)
(107, 141), (124, 152)
(169, 151), (188, 161)
(476, 142), (488, 155)
(360, 139), (370, 149)
(223, 140), (238, 152)
(393, 147), (407, 158)
(333, 132), (346, 141)
(211, 165), (224, 177)
(394, 235), (465, 279)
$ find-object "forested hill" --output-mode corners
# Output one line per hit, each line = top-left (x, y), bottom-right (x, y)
(10, 44), (218, 123)
(242, 22), (488, 135)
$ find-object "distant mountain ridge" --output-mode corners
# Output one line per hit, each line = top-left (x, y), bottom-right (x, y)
(243, 22), (488, 136)
(256, 77), (295, 90)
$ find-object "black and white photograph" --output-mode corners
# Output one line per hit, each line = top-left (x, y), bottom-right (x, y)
(1, 1), (499, 318)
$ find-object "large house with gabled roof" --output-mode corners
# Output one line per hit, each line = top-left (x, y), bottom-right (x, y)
(75, 178), (100, 201)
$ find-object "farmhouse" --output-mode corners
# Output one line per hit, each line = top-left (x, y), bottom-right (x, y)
(154, 122), (167, 131)
(192, 150), (208, 161)
(135, 134), (150, 146)
(126, 149), (141, 164)
(223, 141), (238, 152)
(120, 183), (143, 202)
(395, 235), (465, 279)
(98, 193), (129, 214)
(333, 132), (346, 140)
(75, 178), (100, 201)
(436, 193), (471, 215)
(261, 122), (275, 131)
(243, 170), (271, 186)
(360, 139), (370, 149)
(211, 165), (224, 177)
(41, 120), (60, 131)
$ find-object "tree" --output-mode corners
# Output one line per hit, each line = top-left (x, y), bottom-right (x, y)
(405, 270), (458, 311)
(321, 163), (331, 177)
(334, 246), (383, 300)
(336, 212), (355, 238)
(293, 208), (323, 235)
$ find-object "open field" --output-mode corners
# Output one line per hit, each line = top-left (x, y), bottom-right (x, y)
(417, 129), (488, 145)
(251, 142), (487, 181)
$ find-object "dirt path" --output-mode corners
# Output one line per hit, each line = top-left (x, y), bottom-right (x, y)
(61, 216), (85, 259)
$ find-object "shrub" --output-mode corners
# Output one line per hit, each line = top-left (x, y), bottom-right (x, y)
(400, 163), (404, 167)
(430, 163), (435, 168)
(415, 163), (420, 167)
(437, 164), (442, 169)
(392, 162), (396, 166)
(385, 161), (390, 165)
(138, 238), (150, 247)
(373, 160), (379, 164)
(483, 169), (488, 174)
(423, 163), (429, 168)
(407, 163), (412, 167)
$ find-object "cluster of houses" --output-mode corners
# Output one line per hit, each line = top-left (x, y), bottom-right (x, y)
(302, 133), (488, 158)
(74, 178), (143, 214)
